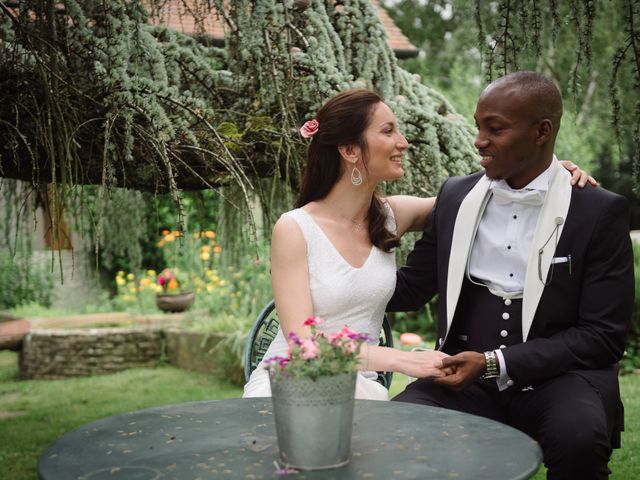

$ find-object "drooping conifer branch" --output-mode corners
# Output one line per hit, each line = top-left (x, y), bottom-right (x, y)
(472, 0), (640, 192)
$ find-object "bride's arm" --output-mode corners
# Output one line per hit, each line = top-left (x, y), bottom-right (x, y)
(386, 162), (595, 236)
(271, 216), (314, 339)
(360, 344), (448, 378)
(386, 195), (436, 236)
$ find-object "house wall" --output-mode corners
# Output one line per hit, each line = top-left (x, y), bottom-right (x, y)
(0, 179), (102, 309)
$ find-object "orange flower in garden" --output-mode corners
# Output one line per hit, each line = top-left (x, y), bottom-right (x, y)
(205, 230), (216, 239)
(167, 278), (179, 290)
(213, 245), (222, 253)
(399, 332), (423, 346)
(161, 229), (170, 235)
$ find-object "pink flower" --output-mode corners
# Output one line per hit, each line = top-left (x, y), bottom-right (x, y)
(264, 355), (290, 368)
(301, 339), (319, 360)
(274, 462), (297, 476)
(303, 316), (323, 326)
(157, 269), (175, 290)
(265, 315), (369, 380)
(278, 357), (290, 367)
(339, 326), (356, 338)
(299, 119), (319, 138)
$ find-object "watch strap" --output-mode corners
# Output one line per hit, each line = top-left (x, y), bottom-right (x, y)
(482, 350), (499, 379)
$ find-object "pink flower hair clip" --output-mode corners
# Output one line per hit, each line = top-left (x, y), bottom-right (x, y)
(299, 119), (319, 138)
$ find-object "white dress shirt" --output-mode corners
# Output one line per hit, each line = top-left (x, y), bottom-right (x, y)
(468, 159), (555, 390)
(469, 164), (551, 292)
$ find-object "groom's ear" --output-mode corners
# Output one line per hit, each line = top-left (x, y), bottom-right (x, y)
(338, 143), (360, 163)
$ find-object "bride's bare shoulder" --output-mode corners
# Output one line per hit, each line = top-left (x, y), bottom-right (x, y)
(272, 212), (305, 245)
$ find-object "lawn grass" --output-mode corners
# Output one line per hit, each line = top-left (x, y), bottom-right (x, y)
(1, 351), (638, 479)
(0, 351), (242, 479)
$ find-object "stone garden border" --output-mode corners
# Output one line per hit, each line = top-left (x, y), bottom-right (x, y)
(1, 312), (244, 384)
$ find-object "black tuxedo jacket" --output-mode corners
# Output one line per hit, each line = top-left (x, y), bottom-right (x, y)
(388, 171), (634, 434)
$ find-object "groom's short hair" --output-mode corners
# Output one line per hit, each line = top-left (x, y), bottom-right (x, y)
(490, 71), (563, 137)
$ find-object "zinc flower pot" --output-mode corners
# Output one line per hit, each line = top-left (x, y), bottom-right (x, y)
(269, 371), (357, 470)
(155, 291), (195, 313)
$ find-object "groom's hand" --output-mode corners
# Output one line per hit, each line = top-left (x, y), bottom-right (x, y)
(435, 352), (485, 391)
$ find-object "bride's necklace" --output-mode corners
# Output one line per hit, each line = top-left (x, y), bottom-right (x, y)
(339, 213), (367, 231)
(319, 200), (367, 232)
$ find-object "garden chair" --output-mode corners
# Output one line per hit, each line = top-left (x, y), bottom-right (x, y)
(244, 299), (394, 389)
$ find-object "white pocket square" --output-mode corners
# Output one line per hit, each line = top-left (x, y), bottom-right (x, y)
(551, 256), (569, 264)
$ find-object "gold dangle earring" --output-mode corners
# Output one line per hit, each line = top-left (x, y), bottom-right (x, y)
(350, 166), (363, 186)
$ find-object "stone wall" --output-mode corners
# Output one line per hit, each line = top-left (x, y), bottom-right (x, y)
(18, 327), (245, 385)
(19, 328), (164, 379)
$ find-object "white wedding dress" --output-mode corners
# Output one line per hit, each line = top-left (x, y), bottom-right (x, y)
(242, 205), (397, 401)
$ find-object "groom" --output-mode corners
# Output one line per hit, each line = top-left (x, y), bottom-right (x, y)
(388, 71), (634, 479)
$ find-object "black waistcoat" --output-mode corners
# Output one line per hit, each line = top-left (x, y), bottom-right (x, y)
(444, 277), (523, 355)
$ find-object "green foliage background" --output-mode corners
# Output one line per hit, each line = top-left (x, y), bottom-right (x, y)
(386, 0), (640, 225)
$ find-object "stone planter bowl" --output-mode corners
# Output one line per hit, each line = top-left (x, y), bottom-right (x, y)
(155, 292), (195, 313)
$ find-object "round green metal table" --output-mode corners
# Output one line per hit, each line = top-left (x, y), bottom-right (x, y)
(38, 398), (542, 479)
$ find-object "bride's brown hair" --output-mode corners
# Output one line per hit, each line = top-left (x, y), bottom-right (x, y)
(295, 89), (400, 252)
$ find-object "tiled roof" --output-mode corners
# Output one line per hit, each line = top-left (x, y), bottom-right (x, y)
(148, 1), (418, 58)
(147, 1), (227, 43)
(371, 0), (417, 57)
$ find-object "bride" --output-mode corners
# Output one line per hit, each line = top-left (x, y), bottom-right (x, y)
(243, 88), (592, 401)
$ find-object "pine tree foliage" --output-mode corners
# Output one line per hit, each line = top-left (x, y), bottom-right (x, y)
(0, 0), (478, 243)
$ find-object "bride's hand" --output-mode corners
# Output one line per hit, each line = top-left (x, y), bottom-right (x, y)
(398, 349), (450, 379)
(559, 160), (598, 187)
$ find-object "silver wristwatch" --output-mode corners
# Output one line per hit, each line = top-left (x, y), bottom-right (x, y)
(482, 350), (499, 379)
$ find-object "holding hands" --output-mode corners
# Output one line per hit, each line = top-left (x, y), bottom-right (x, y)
(392, 348), (491, 388)
(366, 345), (450, 379)
(397, 349), (450, 379)
(435, 352), (487, 391)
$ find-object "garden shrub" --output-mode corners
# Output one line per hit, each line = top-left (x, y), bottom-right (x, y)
(113, 228), (271, 317)
(620, 241), (640, 374)
(0, 250), (55, 310)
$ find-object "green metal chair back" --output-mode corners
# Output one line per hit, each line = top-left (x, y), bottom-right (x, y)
(244, 300), (393, 389)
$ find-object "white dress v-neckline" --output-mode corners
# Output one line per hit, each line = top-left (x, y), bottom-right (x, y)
(299, 208), (375, 270)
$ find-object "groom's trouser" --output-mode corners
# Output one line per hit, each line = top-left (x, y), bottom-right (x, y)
(393, 373), (612, 480)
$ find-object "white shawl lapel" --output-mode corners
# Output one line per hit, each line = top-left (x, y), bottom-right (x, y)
(521, 160), (572, 341)
(445, 176), (492, 334)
